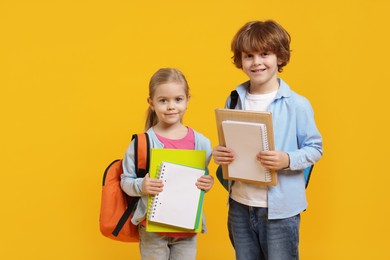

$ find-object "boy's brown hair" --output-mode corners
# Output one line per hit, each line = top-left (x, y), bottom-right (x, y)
(231, 20), (291, 72)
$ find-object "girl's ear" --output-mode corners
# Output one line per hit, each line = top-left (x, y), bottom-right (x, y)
(147, 97), (154, 110)
(186, 95), (191, 109)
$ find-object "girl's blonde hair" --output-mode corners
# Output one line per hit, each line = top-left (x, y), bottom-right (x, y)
(145, 68), (190, 131)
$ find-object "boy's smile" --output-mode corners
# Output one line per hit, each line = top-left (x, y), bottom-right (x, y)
(241, 51), (280, 93)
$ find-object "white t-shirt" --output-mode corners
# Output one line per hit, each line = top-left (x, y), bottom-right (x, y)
(230, 90), (277, 207)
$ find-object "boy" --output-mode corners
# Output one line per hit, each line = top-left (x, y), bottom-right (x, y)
(212, 20), (323, 260)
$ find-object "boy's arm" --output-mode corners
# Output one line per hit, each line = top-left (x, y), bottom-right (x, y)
(257, 150), (290, 171)
(287, 98), (323, 170)
(212, 145), (234, 165)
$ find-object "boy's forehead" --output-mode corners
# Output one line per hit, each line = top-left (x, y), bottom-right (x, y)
(241, 41), (272, 53)
(242, 48), (271, 54)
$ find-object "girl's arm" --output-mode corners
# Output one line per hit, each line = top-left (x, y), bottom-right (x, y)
(142, 173), (163, 195)
(120, 140), (145, 196)
(196, 174), (214, 192)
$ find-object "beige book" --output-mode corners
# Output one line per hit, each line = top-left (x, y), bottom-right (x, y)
(215, 108), (277, 186)
(222, 120), (272, 183)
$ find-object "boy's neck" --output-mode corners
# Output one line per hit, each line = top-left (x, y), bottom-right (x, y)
(249, 79), (279, 94)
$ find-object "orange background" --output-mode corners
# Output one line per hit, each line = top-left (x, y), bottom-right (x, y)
(1, 0), (389, 259)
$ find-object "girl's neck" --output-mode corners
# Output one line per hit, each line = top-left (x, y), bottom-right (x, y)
(153, 123), (188, 140)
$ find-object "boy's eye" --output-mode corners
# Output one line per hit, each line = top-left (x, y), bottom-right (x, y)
(159, 99), (167, 103)
(176, 97), (183, 102)
(242, 53), (252, 59)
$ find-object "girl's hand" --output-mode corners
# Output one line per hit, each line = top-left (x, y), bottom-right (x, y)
(212, 145), (234, 165)
(257, 150), (290, 171)
(142, 173), (163, 195)
(196, 175), (214, 192)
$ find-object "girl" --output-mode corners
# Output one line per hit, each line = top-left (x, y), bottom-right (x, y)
(121, 68), (214, 260)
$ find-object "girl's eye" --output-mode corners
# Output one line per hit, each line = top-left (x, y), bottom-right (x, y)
(159, 99), (167, 103)
(176, 97), (183, 102)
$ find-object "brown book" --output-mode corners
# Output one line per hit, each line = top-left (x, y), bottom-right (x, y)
(215, 109), (277, 186)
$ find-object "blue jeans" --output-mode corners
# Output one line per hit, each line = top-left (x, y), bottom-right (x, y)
(138, 225), (197, 260)
(228, 199), (300, 260)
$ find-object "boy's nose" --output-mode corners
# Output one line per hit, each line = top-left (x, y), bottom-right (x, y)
(253, 55), (262, 65)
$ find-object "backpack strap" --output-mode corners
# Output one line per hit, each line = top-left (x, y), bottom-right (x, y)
(112, 194), (139, 237)
(112, 133), (150, 237)
(229, 90), (239, 109)
(216, 90), (239, 191)
(304, 165), (314, 189)
(132, 133), (150, 178)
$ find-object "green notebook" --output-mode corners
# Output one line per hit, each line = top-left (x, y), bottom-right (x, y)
(146, 148), (206, 233)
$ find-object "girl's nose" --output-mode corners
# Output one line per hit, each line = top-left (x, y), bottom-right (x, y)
(167, 102), (175, 110)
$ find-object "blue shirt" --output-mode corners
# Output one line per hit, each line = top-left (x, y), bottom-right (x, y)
(226, 78), (323, 219)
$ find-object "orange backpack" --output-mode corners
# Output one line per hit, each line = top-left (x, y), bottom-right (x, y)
(100, 133), (150, 242)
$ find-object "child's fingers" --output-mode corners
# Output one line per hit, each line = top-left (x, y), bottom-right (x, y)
(142, 173), (163, 194)
(196, 175), (214, 191)
(213, 151), (235, 164)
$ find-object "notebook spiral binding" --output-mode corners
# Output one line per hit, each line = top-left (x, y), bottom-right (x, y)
(148, 163), (166, 221)
(262, 125), (272, 182)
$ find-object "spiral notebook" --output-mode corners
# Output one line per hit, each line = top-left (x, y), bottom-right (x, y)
(148, 162), (205, 230)
(146, 148), (206, 232)
(215, 108), (277, 185)
(222, 120), (271, 183)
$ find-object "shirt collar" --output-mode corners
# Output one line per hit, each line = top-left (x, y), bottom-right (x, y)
(236, 78), (292, 99)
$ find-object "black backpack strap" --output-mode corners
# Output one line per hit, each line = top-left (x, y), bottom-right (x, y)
(215, 90), (238, 191)
(132, 133), (150, 178)
(229, 90), (239, 109)
(112, 197), (138, 236)
(112, 133), (150, 237)
(304, 165), (314, 189)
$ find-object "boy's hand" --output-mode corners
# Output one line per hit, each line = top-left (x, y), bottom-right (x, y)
(212, 145), (234, 165)
(142, 173), (163, 195)
(196, 175), (214, 192)
(257, 150), (290, 171)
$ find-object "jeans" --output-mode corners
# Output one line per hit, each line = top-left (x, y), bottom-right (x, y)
(138, 225), (198, 260)
(228, 199), (300, 260)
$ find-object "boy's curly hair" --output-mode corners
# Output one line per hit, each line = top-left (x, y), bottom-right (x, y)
(231, 20), (291, 72)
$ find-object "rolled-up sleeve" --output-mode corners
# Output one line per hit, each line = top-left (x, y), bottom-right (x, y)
(287, 96), (323, 170)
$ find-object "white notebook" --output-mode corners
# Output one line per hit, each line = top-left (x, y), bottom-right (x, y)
(148, 162), (205, 230)
(222, 120), (271, 183)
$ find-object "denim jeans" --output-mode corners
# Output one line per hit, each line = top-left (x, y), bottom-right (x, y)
(138, 225), (198, 260)
(228, 199), (300, 260)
